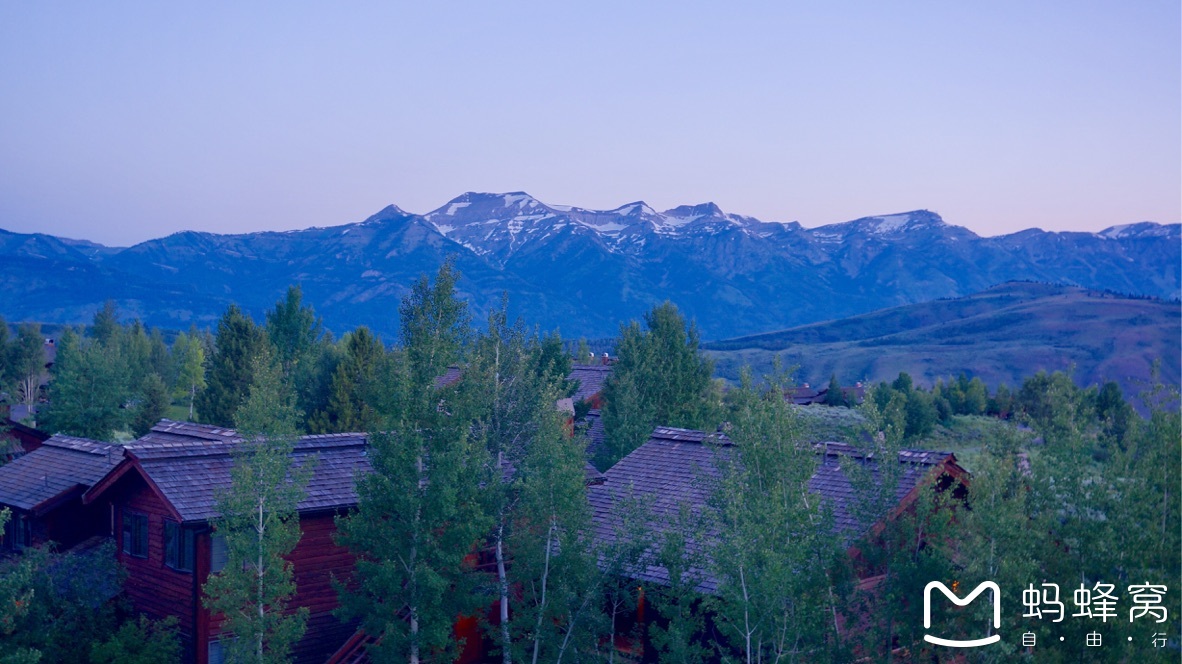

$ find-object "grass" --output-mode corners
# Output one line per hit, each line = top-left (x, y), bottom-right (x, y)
(704, 283), (1179, 404)
(791, 405), (1033, 473)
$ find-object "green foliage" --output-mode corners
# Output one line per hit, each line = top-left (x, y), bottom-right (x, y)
(0, 539), (123, 664)
(202, 351), (310, 664)
(90, 616), (181, 664)
(601, 302), (717, 467)
(823, 373), (848, 407)
(647, 505), (711, 664)
(196, 304), (268, 427)
(130, 373), (169, 437)
(503, 381), (598, 663)
(42, 328), (130, 440)
(846, 394), (958, 659)
(710, 369), (841, 661)
(89, 301), (120, 347)
(309, 327), (385, 434)
(336, 263), (490, 664)
(171, 331), (207, 420)
(9, 324), (44, 409)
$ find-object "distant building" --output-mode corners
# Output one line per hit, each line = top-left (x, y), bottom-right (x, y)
(0, 434), (121, 552)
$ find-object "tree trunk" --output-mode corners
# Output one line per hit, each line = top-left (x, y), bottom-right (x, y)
(497, 522), (511, 664)
(529, 519), (556, 664)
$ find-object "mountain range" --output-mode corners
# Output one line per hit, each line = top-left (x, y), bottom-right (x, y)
(0, 192), (1177, 340)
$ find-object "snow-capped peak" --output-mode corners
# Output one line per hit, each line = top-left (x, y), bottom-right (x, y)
(609, 201), (658, 217)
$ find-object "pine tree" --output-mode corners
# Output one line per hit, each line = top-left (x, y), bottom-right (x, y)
(309, 327), (384, 434)
(130, 373), (169, 437)
(90, 301), (120, 347)
(196, 305), (267, 427)
(823, 373), (847, 407)
(203, 351), (310, 664)
(264, 286), (322, 378)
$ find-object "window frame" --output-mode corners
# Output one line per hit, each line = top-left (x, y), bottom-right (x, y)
(163, 519), (195, 572)
(122, 510), (148, 559)
(210, 533), (228, 573)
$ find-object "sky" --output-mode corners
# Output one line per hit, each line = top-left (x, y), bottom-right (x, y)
(1, 1), (1178, 247)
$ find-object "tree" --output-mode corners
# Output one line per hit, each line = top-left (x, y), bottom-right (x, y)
(504, 381), (598, 664)
(600, 302), (716, 467)
(196, 305), (267, 427)
(647, 504), (711, 664)
(89, 301), (120, 347)
(130, 373), (169, 437)
(172, 331), (206, 420)
(203, 351), (310, 664)
(823, 373), (847, 407)
(710, 369), (840, 662)
(846, 392), (956, 660)
(264, 286), (330, 422)
(42, 328), (130, 440)
(264, 286), (322, 378)
(90, 616), (181, 664)
(309, 327), (384, 434)
(10, 324), (44, 411)
(336, 262), (490, 664)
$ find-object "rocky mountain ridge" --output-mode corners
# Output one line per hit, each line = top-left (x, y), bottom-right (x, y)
(0, 192), (1177, 340)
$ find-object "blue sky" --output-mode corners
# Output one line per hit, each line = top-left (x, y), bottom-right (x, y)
(1, 1), (1178, 246)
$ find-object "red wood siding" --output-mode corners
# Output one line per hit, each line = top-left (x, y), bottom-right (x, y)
(205, 510), (358, 664)
(109, 473), (202, 649)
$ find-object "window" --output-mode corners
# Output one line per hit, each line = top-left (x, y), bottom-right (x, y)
(122, 510), (148, 558)
(211, 533), (228, 573)
(164, 520), (195, 572)
(208, 639), (225, 664)
(3, 512), (31, 550)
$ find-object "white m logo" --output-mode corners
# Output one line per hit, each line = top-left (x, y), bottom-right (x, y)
(923, 581), (1002, 648)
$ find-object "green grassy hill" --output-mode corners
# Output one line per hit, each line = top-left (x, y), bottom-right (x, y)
(704, 282), (1180, 401)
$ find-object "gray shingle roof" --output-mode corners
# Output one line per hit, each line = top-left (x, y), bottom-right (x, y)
(577, 409), (605, 460)
(120, 421), (370, 524)
(0, 435), (123, 513)
(808, 442), (953, 538)
(568, 364), (611, 403)
(588, 427), (731, 593)
(587, 427), (956, 594)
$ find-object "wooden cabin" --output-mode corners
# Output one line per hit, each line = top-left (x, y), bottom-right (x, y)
(0, 434), (122, 552)
(586, 426), (969, 659)
(82, 420), (367, 664)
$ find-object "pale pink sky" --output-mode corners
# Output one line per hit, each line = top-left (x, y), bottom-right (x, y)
(1, 2), (1178, 246)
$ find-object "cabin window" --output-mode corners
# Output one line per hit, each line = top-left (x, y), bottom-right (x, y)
(211, 533), (228, 572)
(122, 510), (148, 558)
(164, 520), (195, 572)
(3, 512), (31, 550)
(207, 639), (225, 664)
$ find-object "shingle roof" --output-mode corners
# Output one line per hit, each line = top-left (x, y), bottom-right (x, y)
(808, 442), (953, 539)
(105, 420), (370, 524)
(568, 364), (612, 403)
(433, 365), (463, 389)
(588, 427), (956, 594)
(0, 435), (123, 513)
(588, 427), (731, 593)
(578, 409), (605, 460)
